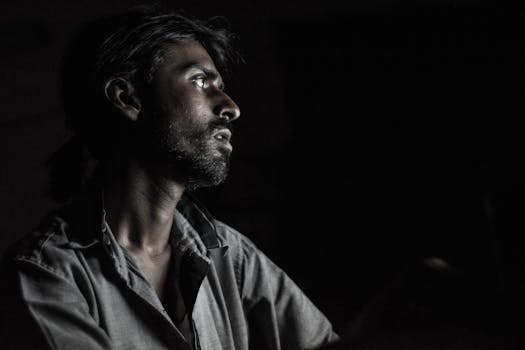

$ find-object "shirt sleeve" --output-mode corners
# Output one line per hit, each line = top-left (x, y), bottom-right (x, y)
(0, 257), (112, 350)
(233, 233), (340, 350)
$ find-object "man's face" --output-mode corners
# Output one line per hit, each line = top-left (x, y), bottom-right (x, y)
(135, 40), (240, 189)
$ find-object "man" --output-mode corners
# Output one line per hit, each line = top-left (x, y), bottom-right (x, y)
(0, 9), (339, 350)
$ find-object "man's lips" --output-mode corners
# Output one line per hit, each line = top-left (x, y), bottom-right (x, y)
(213, 128), (232, 143)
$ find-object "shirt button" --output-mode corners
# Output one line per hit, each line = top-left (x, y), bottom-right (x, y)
(103, 235), (111, 246)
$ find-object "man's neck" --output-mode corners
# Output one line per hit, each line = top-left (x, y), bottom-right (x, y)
(103, 160), (185, 256)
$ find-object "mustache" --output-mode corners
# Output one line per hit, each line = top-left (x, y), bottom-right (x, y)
(209, 119), (234, 134)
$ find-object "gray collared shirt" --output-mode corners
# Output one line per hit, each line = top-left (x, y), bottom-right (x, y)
(0, 191), (339, 350)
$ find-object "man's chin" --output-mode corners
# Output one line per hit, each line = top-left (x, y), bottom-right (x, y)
(184, 169), (228, 190)
(144, 146), (230, 189)
(179, 157), (229, 190)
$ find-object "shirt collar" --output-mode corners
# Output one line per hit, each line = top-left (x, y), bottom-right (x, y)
(176, 192), (219, 249)
(59, 185), (221, 251)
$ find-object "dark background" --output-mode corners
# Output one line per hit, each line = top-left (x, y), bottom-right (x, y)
(2, 0), (525, 347)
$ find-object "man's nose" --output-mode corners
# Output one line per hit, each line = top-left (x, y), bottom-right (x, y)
(214, 91), (241, 122)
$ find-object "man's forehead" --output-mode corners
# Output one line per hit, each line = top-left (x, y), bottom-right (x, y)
(161, 40), (219, 73)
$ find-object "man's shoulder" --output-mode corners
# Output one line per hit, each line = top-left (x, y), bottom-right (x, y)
(2, 209), (89, 278)
(6, 214), (67, 259)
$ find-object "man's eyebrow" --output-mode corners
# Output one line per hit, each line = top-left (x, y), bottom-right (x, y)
(181, 63), (225, 89)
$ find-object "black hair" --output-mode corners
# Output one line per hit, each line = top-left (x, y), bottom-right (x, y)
(48, 8), (238, 202)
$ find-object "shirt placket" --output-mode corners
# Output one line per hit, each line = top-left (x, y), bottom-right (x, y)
(179, 251), (212, 350)
(101, 223), (194, 349)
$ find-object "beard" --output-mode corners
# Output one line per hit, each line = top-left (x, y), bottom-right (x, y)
(135, 115), (232, 190)
(168, 126), (230, 190)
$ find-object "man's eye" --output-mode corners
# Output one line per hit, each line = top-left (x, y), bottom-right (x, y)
(193, 76), (209, 89)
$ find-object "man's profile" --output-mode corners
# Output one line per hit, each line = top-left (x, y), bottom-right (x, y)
(0, 8), (339, 350)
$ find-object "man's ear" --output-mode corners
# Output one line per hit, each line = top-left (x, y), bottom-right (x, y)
(103, 77), (142, 121)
